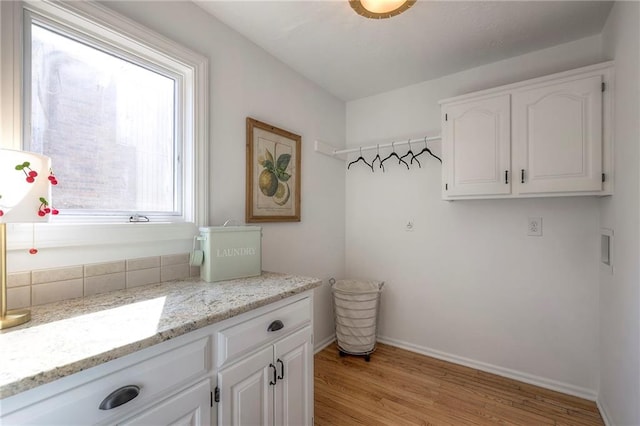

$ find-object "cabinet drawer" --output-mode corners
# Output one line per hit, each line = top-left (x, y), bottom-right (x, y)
(217, 297), (310, 367)
(118, 379), (211, 426)
(2, 336), (210, 425)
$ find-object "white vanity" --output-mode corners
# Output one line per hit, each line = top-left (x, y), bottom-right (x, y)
(0, 272), (321, 426)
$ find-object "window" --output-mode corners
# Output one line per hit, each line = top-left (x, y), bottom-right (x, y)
(27, 21), (180, 217)
(17, 1), (208, 224)
(0, 0), (207, 252)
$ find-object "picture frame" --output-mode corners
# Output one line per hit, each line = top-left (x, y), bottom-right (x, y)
(246, 118), (301, 222)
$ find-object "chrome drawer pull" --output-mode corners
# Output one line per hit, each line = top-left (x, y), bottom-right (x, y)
(267, 320), (284, 332)
(99, 385), (140, 410)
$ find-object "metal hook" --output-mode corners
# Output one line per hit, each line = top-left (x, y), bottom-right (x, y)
(373, 143), (384, 172)
(348, 145), (374, 172)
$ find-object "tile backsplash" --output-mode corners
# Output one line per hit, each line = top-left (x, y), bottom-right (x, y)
(7, 254), (199, 309)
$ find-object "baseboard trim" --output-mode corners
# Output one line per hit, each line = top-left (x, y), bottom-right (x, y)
(314, 334), (336, 354)
(377, 335), (598, 401)
(596, 397), (613, 426)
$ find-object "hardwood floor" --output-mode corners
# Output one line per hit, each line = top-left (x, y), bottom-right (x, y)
(314, 343), (603, 426)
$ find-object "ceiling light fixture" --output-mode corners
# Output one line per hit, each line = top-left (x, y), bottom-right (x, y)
(349, 0), (416, 19)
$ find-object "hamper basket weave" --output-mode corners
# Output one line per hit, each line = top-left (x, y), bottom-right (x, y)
(330, 278), (384, 361)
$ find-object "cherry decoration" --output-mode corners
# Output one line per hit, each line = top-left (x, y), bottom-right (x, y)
(38, 197), (50, 217)
(15, 161), (38, 183)
(48, 169), (58, 185)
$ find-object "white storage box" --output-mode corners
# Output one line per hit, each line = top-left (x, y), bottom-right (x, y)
(199, 226), (262, 282)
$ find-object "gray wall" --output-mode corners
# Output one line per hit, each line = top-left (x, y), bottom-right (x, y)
(101, 1), (347, 347)
(599, 2), (640, 425)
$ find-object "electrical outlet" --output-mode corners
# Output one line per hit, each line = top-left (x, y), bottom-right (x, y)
(528, 217), (542, 236)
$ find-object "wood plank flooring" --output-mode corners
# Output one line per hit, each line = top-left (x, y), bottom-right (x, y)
(314, 343), (603, 426)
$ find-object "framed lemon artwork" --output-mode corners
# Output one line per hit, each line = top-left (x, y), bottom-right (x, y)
(246, 118), (301, 222)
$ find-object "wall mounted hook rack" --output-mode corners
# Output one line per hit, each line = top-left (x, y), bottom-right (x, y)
(314, 135), (441, 161)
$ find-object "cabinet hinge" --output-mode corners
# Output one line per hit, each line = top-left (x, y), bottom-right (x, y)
(214, 387), (220, 403)
(602, 173), (606, 183)
(602, 82), (606, 92)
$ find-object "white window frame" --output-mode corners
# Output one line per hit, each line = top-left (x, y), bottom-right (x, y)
(0, 0), (209, 250)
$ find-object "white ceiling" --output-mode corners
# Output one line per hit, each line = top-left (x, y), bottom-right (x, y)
(194, 1), (613, 101)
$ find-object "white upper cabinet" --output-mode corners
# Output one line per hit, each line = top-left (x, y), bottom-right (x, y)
(442, 95), (511, 197)
(512, 75), (603, 194)
(440, 62), (613, 200)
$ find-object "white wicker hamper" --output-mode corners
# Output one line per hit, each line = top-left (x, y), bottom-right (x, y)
(330, 278), (384, 361)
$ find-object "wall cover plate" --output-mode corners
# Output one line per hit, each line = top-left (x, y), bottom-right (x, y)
(601, 228), (613, 274)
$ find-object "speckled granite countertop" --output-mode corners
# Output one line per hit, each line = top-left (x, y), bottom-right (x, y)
(0, 272), (321, 399)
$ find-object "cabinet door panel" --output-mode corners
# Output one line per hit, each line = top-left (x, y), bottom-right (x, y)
(218, 347), (274, 426)
(442, 95), (511, 197)
(513, 75), (602, 193)
(119, 379), (211, 426)
(273, 327), (312, 426)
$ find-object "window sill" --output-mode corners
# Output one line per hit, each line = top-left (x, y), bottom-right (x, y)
(6, 222), (198, 251)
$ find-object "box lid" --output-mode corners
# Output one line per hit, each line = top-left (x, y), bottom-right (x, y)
(199, 226), (261, 233)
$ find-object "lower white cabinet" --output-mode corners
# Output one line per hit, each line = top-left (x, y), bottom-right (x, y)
(273, 327), (313, 426)
(217, 346), (274, 426)
(0, 292), (314, 426)
(217, 326), (313, 426)
(214, 297), (315, 426)
(119, 379), (212, 426)
(1, 335), (212, 426)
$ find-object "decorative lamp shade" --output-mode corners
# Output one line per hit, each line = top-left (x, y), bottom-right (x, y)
(0, 149), (53, 224)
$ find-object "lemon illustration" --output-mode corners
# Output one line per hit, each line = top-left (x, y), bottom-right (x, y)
(259, 169), (278, 196)
(274, 182), (290, 206)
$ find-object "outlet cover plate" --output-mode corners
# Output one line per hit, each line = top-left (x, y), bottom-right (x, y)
(528, 217), (542, 236)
